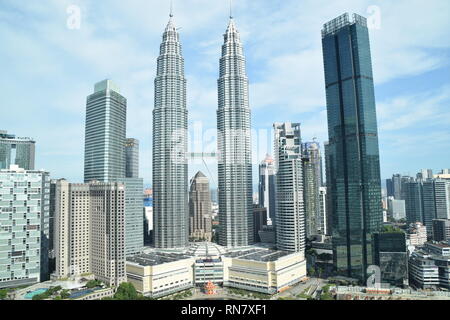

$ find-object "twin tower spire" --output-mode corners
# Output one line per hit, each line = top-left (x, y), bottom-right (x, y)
(153, 3), (252, 249)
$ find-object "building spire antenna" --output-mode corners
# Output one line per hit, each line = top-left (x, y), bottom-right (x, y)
(229, 0), (233, 19)
(170, 0), (173, 18)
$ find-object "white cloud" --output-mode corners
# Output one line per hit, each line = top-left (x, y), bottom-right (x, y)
(378, 85), (450, 131)
(1, 0), (449, 184)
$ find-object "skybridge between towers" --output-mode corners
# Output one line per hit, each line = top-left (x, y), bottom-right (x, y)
(186, 152), (217, 160)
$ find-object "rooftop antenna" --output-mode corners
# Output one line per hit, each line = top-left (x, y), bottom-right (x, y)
(229, 0), (233, 19)
(170, 0), (173, 18)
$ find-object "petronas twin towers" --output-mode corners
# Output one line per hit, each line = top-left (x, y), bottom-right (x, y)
(217, 18), (253, 247)
(153, 14), (189, 248)
(153, 12), (252, 249)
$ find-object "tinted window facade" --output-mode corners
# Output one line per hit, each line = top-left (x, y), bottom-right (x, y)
(322, 13), (383, 281)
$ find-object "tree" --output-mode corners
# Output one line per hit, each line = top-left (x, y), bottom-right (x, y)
(382, 225), (403, 234)
(86, 280), (102, 289)
(0, 289), (7, 300)
(60, 289), (71, 299)
(114, 282), (139, 300)
(308, 267), (316, 276)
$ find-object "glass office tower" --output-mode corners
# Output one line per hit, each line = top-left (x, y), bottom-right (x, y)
(84, 80), (127, 183)
(322, 13), (383, 281)
(0, 130), (35, 170)
(125, 138), (139, 179)
(258, 155), (276, 224)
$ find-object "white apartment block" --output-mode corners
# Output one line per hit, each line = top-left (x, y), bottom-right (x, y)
(90, 182), (126, 287)
(273, 122), (305, 253)
(53, 180), (126, 287)
(53, 180), (91, 278)
(408, 222), (428, 247)
(0, 165), (50, 288)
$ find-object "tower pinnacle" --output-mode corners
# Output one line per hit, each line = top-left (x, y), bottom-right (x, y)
(229, 0), (233, 19)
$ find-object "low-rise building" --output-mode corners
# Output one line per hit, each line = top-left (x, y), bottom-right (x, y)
(223, 249), (306, 294)
(126, 252), (195, 298)
(424, 242), (450, 257)
(409, 243), (450, 290)
(72, 287), (115, 300)
(407, 222), (427, 246)
(373, 232), (408, 288)
(125, 242), (307, 297)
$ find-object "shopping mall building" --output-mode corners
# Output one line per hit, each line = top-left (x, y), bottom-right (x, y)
(126, 242), (307, 298)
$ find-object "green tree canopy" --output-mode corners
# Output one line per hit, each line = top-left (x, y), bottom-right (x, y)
(382, 225), (404, 233)
(0, 289), (7, 300)
(114, 282), (139, 300)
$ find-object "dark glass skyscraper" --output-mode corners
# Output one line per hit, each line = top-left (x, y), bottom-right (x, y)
(322, 13), (383, 281)
(258, 155), (276, 224)
(125, 138), (139, 178)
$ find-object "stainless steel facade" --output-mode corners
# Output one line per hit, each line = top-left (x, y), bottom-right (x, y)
(152, 15), (189, 249)
(217, 18), (253, 247)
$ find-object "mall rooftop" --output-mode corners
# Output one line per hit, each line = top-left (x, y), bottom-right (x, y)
(127, 252), (192, 267)
(224, 248), (292, 262)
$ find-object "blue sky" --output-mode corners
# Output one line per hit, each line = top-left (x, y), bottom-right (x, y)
(1, 0), (449, 187)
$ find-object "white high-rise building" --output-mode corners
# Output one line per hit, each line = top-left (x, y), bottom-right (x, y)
(0, 165), (50, 288)
(387, 197), (406, 221)
(217, 16), (253, 247)
(273, 123), (305, 253)
(53, 180), (91, 278)
(435, 180), (450, 220)
(152, 12), (189, 249)
(418, 169), (434, 181)
(53, 180), (126, 286)
(90, 182), (126, 287)
(319, 187), (328, 235)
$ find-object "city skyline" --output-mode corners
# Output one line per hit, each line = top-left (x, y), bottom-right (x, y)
(2, 1), (450, 304)
(2, 0), (449, 187)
